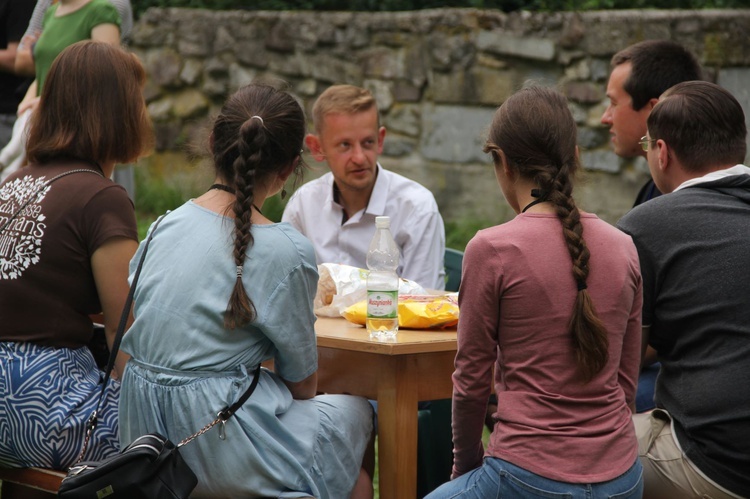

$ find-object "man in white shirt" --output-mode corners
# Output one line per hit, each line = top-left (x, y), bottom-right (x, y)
(283, 84), (446, 290)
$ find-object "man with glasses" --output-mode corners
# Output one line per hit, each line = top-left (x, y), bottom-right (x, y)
(617, 81), (750, 499)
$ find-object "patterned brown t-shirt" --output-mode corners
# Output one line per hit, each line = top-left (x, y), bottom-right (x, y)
(0, 161), (137, 348)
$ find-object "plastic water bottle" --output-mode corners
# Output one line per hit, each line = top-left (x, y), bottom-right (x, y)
(366, 216), (399, 341)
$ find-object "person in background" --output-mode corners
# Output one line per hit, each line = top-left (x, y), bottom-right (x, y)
(119, 82), (375, 499)
(617, 81), (750, 499)
(17, 0), (121, 117)
(601, 39), (702, 413)
(282, 84), (446, 290)
(3, 0), (129, 193)
(601, 39), (702, 206)
(0, 0), (34, 147)
(0, 41), (152, 470)
(14, 0), (132, 77)
(427, 86), (643, 499)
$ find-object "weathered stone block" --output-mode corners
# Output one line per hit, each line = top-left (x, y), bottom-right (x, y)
(392, 80), (422, 102)
(477, 32), (556, 61)
(299, 54), (362, 85)
(428, 33), (476, 71)
(267, 52), (304, 77)
(580, 149), (619, 173)
(131, 20), (172, 47)
(386, 104), (421, 137)
(180, 58), (202, 86)
(228, 63), (257, 92)
(214, 26), (236, 54)
(431, 68), (514, 106)
(362, 47), (406, 80)
(382, 135), (416, 157)
(717, 67), (750, 162)
(577, 127), (607, 150)
(364, 79), (394, 112)
(145, 48), (182, 89)
(563, 81), (604, 104)
(202, 75), (227, 98)
(232, 38), (268, 69)
(295, 78), (317, 97)
(147, 98), (172, 121)
(172, 89), (210, 119)
(421, 105), (496, 164)
(267, 20), (296, 53)
(176, 17), (214, 57)
(565, 58), (591, 81)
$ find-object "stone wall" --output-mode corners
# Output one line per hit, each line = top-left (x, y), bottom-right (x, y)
(130, 8), (750, 227)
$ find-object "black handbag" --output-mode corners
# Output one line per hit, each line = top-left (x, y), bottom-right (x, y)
(58, 434), (196, 499)
(57, 214), (262, 499)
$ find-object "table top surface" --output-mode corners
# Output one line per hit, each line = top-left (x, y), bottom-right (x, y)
(314, 316), (457, 355)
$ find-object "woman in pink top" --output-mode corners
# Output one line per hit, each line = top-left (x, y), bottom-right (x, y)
(426, 87), (643, 498)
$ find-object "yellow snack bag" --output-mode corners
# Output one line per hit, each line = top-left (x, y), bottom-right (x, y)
(341, 294), (459, 330)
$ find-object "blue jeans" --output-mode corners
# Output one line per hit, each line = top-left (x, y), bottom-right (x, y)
(425, 456), (643, 499)
(636, 363), (660, 413)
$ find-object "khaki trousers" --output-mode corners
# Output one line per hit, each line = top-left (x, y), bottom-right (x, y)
(634, 409), (746, 499)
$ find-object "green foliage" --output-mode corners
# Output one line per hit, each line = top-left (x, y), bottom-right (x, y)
(444, 218), (496, 252)
(134, 167), (187, 240)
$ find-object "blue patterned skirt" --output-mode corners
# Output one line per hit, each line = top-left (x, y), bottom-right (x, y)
(0, 342), (120, 469)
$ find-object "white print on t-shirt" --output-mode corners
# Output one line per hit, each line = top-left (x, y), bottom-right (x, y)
(0, 175), (50, 280)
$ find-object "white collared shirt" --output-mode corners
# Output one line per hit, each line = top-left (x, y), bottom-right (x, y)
(282, 164), (446, 290)
(674, 164), (750, 191)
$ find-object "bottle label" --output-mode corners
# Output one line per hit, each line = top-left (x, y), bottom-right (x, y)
(367, 290), (398, 318)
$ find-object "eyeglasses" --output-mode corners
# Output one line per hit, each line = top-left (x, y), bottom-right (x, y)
(639, 135), (656, 152)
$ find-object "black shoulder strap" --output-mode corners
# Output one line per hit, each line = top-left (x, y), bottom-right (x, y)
(88, 214), (168, 429)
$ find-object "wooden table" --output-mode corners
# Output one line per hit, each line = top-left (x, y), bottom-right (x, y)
(314, 317), (457, 499)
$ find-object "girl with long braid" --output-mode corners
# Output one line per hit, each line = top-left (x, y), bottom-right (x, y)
(427, 86), (643, 499)
(118, 83), (374, 498)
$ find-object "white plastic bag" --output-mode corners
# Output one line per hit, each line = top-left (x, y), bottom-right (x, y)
(313, 263), (426, 317)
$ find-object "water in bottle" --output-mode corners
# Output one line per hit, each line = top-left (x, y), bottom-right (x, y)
(366, 216), (399, 341)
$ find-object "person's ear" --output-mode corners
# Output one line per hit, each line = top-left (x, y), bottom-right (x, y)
(377, 126), (386, 155)
(656, 139), (670, 173)
(497, 149), (514, 180)
(280, 156), (300, 183)
(305, 134), (325, 162)
(645, 97), (659, 112)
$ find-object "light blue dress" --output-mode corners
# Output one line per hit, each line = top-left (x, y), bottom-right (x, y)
(119, 201), (373, 498)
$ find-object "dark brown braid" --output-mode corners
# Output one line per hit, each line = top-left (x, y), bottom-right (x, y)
(540, 164), (609, 381)
(210, 83), (307, 330)
(224, 119), (264, 328)
(485, 86), (609, 382)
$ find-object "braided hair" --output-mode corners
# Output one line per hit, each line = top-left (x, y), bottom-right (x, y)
(211, 83), (306, 329)
(484, 86), (608, 382)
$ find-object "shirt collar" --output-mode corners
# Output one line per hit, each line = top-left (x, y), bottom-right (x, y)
(328, 163), (388, 219)
(674, 164), (750, 192)
(364, 163), (388, 216)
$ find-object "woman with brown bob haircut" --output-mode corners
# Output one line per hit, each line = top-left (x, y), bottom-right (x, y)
(0, 40), (153, 471)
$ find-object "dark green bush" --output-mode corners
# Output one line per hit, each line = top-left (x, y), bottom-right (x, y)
(131, 0), (750, 19)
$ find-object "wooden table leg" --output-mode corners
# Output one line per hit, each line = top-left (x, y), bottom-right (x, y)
(376, 355), (419, 499)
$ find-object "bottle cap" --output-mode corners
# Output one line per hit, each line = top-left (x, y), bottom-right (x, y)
(375, 216), (390, 228)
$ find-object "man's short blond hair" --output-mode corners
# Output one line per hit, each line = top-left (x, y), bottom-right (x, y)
(312, 84), (379, 133)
